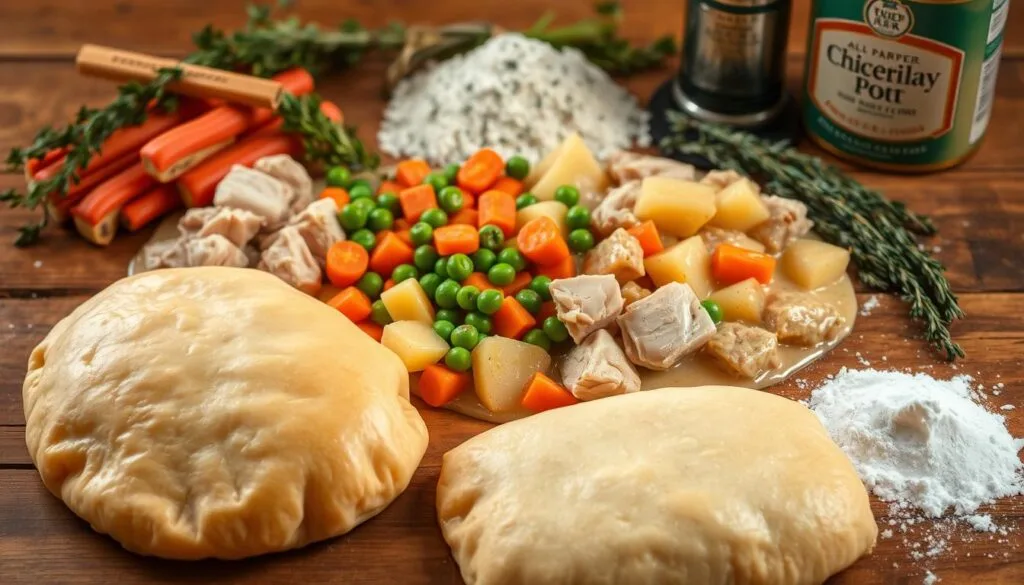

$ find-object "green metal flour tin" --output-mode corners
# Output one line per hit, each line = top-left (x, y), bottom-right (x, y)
(803, 0), (1009, 171)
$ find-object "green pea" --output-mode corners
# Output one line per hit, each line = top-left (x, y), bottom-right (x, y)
(434, 257), (449, 279)
(438, 186), (465, 213)
(505, 155), (530, 180)
(420, 208), (449, 229)
(367, 207), (394, 232)
(568, 228), (595, 253)
(478, 224), (506, 251)
(457, 285), (481, 311)
(392, 264), (419, 284)
(565, 205), (591, 231)
(376, 193), (400, 214)
(497, 248), (527, 272)
(413, 245), (439, 273)
(410, 222), (434, 246)
(515, 193), (538, 209)
(472, 248), (497, 273)
(487, 263), (516, 286)
(348, 183), (374, 201)
(435, 309), (462, 325)
(355, 272), (384, 299)
(419, 272), (443, 299)
(432, 320), (456, 342)
(370, 300), (393, 326)
(554, 185), (580, 207)
(701, 299), (724, 324)
(464, 312), (493, 335)
(450, 324), (480, 350)
(542, 316), (569, 343)
(444, 347), (473, 372)
(442, 162), (461, 184)
(529, 275), (553, 301)
(515, 289), (542, 314)
(349, 228), (377, 252)
(326, 166), (352, 188)
(349, 178), (373, 193)
(476, 289), (504, 315)
(522, 329), (552, 351)
(351, 197), (377, 215)
(424, 171), (449, 192)
(338, 204), (368, 231)
(446, 253), (474, 282)
(434, 279), (462, 309)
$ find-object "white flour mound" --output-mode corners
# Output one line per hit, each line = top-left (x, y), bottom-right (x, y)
(379, 33), (650, 164)
(809, 368), (1023, 517)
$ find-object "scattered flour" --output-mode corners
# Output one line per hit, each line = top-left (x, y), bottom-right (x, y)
(859, 295), (880, 316)
(32, 260), (42, 268)
(923, 570), (940, 584)
(379, 33), (650, 164)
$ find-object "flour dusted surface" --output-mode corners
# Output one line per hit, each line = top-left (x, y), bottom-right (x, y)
(379, 34), (650, 164)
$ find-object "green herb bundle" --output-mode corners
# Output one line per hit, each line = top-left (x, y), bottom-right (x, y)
(662, 112), (965, 360)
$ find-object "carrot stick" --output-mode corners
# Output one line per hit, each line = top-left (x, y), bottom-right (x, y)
(517, 216), (570, 267)
(521, 372), (579, 412)
(477, 190), (517, 237)
(398, 184), (438, 223)
(327, 286), (373, 323)
(176, 133), (299, 207)
(491, 176), (524, 196)
(25, 147), (69, 181)
(71, 162), (158, 245)
(433, 224), (480, 256)
(396, 159), (431, 188)
(370, 232), (415, 277)
(711, 243), (776, 285)
(627, 220), (664, 257)
(357, 322), (384, 342)
(536, 255), (577, 280)
(45, 152), (138, 225)
(457, 148), (503, 194)
(120, 184), (182, 232)
(492, 296), (536, 340)
(501, 271), (533, 297)
(419, 364), (471, 407)
(319, 187), (350, 209)
(326, 241), (370, 288)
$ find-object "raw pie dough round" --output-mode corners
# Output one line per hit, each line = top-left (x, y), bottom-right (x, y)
(23, 267), (428, 560)
(437, 386), (876, 585)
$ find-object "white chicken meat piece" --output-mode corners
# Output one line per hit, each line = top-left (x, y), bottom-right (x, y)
(178, 206), (264, 248)
(560, 329), (641, 401)
(257, 226), (322, 295)
(254, 154), (314, 214)
(549, 274), (624, 344)
(704, 322), (781, 379)
(590, 180), (641, 238)
(606, 151), (697, 184)
(182, 234), (250, 268)
(264, 199), (344, 268)
(617, 282), (716, 370)
(750, 195), (814, 253)
(141, 238), (186, 271)
(213, 165), (293, 229)
(764, 292), (845, 346)
(699, 169), (748, 192)
(582, 227), (645, 283)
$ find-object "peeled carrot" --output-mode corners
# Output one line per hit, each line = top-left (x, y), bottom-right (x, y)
(627, 220), (664, 257)
(248, 99), (342, 138)
(317, 100), (344, 124)
(477, 190), (517, 237)
(434, 224), (480, 256)
(45, 152), (138, 224)
(711, 243), (776, 285)
(120, 184), (182, 232)
(457, 149), (503, 194)
(71, 162), (159, 245)
(536, 255), (577, 280)
(377, 180), (404, 196)
(462, 272), (498, 292)
(326, 241), (370, 288)
(450, 208), (479, 226)
(357, 322), (384, 342)
(26, 147), (69, 181)
(501, 272), (534, 297)
(493, 296), (537, 339)
(177, 133), (298, 207)
(491, 176), (524, 196)
(320, 187), (350, 208)
(517, 216), (570, 267)
(370, 232), (415, 276)
(396, 159), (431, 188)
(328, 287), (373, 323)
(521, 372), (579, 412)
(398, 184), (438, 223)
(419, 364), (472, 407)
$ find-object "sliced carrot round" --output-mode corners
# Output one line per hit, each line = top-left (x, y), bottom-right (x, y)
(326, 241), (369, 288)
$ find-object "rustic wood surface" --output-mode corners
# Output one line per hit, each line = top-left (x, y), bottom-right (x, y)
(0, 1), (1022, 583)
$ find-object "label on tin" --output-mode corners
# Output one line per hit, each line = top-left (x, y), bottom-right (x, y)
(803, 0), (1004, 169)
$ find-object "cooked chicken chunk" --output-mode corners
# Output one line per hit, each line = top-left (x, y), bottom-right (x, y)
(750, 195), (814, 253)
(549, 274), (624, 344)
(560, 329), (641, 401)
(591, 180), (641, 237)
(606, 151), (697, 184)
(263, 199), (344, 267)
(257, 226), (322, 295)
(763, 292), (845, 346)
(583, 228), (645, 283)
(213, 165), (292, 229)
(178, 206), (264, 248)
(621, 281), (652, 307)
(705, 323), (781, 379)
(699, 227), (767, 254)
(141, 238), (185, 271)
(254, 154), (314, 214)
(699, 169), (748, 192)
(617, 282), (716, 370)
(183, 234), (250, 268)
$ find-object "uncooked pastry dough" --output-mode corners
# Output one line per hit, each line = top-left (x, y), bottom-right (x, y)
(437, 386), (876, 585)
(23, 267), (428, 560)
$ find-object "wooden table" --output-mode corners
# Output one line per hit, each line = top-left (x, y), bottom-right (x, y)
(0, 2), (1021, 583)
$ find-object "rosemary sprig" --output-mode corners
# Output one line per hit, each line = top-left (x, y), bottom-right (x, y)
(278, 93), (378, 170)
(661, 112), (965, 360)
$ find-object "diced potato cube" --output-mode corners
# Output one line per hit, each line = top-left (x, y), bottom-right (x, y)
(730, 233), (766, 253)
(472, 336), (552, 412)
(644, 235), (713, 298)
(516, 201), (569, 238)
(781, 239), (852, 290)
(709, 178), (771, 231)
(381, 321), (450, 372)
(634, 177), (716, 238)
(380, 278), (435, 324)
(526, 133), (608, 202)
(709, 278), (766, 323)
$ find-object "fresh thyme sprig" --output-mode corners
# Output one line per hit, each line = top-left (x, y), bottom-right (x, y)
(661, 112), (965, 360)
(278, 93), (379, 170)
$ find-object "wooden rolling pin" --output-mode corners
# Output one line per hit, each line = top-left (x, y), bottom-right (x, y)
(75, 44), (283, 110)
